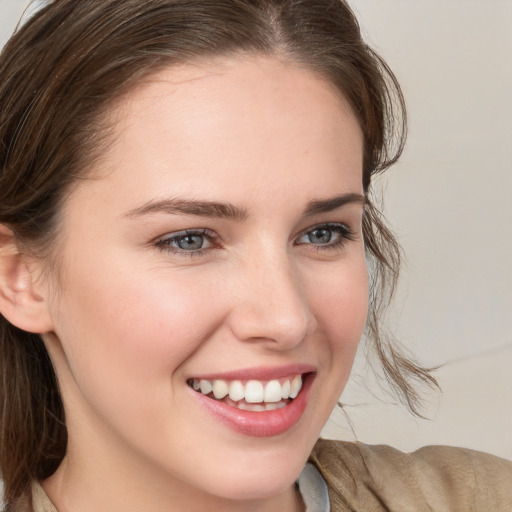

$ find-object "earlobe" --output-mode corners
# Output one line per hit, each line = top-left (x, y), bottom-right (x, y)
(0, 224), (54, 334)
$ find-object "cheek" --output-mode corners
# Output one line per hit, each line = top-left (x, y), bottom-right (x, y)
(308, 256), (368, 360)
(52, 259), (224, 394)
(296, 254), (368, 433)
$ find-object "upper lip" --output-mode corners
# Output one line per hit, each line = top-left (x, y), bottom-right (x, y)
(189, 363), (316, 382)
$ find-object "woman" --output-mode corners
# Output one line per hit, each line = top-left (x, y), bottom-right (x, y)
(0, 1), (510, 511)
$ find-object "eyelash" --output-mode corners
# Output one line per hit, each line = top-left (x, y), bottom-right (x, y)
(154, 223), (355, 257)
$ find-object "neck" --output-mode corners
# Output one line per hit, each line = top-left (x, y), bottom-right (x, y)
(42, 454), (304, 512)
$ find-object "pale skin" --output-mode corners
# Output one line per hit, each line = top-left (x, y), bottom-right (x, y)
(0, 56), (368, 511)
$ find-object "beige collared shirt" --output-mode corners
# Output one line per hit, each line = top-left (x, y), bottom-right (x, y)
(30, 482), (57, 512)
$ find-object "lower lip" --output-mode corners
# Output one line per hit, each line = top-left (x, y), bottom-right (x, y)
(191, 374), (314, 437)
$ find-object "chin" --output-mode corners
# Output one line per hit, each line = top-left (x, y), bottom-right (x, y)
(199, 464), (300, 502)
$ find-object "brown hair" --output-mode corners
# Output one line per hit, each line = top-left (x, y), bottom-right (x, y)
(0, 0), (436, 505)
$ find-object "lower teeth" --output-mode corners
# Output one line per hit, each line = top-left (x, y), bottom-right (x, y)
(236, 401), (288, 412)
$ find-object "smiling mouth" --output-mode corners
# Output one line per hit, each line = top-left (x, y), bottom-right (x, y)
(187, 374), (305, 412)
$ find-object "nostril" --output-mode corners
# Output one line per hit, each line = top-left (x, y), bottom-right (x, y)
(226, 299), (314, 348)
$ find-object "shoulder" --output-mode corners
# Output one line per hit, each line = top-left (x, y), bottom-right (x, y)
(310, 438), (512, 512)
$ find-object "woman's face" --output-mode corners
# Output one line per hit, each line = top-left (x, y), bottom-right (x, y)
(42, 57), (368, 507)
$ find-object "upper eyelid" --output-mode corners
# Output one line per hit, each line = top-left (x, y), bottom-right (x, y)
(154, 222), (352, 239)
(296, 222), (351, 238)
(304, 221), (350, 230)
(155, 228), (218, 242)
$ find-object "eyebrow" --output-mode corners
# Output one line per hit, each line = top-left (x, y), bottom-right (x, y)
(303, 192), (366, 216)
(124, 198), (249, 221)
(124, 193), (365, 221)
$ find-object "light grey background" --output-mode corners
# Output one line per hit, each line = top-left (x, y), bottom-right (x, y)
(1, 0), (511, 459)
(326, 0), (512, 460)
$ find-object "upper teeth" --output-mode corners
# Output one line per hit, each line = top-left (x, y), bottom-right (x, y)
(191, 375), (303, 403)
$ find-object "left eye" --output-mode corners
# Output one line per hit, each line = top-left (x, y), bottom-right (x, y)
(296, 223), (351, 247)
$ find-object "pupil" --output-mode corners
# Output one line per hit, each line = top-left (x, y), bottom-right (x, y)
(179, 235), (203, 250)
(310, 229), (331, 244)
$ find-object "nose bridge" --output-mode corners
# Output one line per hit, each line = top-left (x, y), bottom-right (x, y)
(229, 241), (315, 347)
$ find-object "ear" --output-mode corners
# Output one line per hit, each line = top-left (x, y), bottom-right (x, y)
(0, 224), (54, 334)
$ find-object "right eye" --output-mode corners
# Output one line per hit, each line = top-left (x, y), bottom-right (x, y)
(155, 229), (218, 256)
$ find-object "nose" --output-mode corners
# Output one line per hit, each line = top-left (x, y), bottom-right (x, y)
(226, 248), (317, 350)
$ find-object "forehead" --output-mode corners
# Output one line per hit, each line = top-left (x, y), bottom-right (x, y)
(69, 56), (364, 215)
